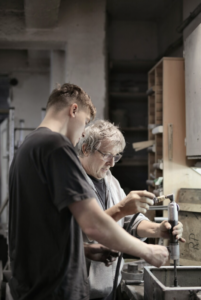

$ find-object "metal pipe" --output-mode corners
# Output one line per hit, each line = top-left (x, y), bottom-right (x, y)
(177, 3), (201, 33)
(149, 206), (168, 211)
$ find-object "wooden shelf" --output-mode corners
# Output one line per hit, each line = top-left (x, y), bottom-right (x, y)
(147, 57), (201, 226)
(109, 60), (155, 72)
(121, 127), (148, 132)
(0, 109), (9, 114)
(115, 160), (148, 167)
(110, 92), (147, 99)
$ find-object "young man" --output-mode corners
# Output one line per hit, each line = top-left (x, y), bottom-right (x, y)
(9, 84), (169, 300)
(77, 120), (185, 300)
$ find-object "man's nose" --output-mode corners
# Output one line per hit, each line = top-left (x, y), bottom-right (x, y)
(107, 157), (115, 167)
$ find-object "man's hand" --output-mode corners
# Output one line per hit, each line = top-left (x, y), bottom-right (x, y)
(119, 190), (155, 216)
(84, 243), (119, 266)
(158, 221), (186, 242)
(143, 244), (169, 267)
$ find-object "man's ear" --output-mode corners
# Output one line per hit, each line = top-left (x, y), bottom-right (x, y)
(69, 103), (78, 117)
(82, 144), (89, 156)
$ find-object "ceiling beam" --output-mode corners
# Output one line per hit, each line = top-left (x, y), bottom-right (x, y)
(0, 41), (66, 50)
(24, 0), (61, 28)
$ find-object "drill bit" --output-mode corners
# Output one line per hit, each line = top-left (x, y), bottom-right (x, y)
(174, 260), (178, 287)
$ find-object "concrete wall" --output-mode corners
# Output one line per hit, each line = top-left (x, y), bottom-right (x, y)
(11, 73), (49, 129)
(0, 0), (107, 123)
(0, 0), (107, 210)
(108, 20), (158, 60)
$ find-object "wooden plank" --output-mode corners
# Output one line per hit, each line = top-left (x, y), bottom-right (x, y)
(178, 189), (201, 212)
(156, 103), (162, 111)
(148, 57), (184, 74)
(180, 259), (201, 266)
(179, 211), (201, 264)
(155, 95), (162, 102)
(179, 188), (201, 204)
(179, 203), (201, 213)
(133, 140), (154, 151)
(156, 112), (162, 121)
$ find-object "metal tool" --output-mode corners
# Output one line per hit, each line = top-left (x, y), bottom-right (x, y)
(122, 263), (143, 281)
(123, 280), (144, 285)
(153, 194), (179, 287)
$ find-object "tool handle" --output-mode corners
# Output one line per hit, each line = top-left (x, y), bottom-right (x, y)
(169, 220), (178, 243)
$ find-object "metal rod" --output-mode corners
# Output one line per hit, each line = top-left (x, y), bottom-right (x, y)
(177, 3), (201, 33)
(149, 206), (168, 211)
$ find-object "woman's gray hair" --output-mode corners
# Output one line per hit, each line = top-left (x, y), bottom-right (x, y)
(77, 120), (126, 157)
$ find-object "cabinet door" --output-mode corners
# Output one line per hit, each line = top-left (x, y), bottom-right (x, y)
(185, 24), (201, 158)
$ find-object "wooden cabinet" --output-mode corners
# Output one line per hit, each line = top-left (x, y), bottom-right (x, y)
(147, 57), (201, 213)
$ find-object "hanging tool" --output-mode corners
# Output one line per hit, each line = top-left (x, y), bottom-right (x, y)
(153, 194), (179, 287)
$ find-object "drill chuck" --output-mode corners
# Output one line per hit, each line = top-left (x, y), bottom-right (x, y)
(169, 243), (179, 260)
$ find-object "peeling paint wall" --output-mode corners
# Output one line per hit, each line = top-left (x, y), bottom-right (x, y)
(11, 73), (49, 129)
(0, 0), (107, 126)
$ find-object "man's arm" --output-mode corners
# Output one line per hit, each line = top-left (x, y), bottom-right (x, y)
(84, 243), (118, 266)
(69, 197), (169, 268)
(136, 220), (186, 242)
(104, 190), (154, 221)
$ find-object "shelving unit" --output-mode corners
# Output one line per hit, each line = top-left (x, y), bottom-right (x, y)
(147, 57), (201, 215)
(147, 58), (181, 196)
(110, 92), (147, 99)
(115, 159), (148, 167)
(121, 127), (147, 132)
(108, 60), (155, 192)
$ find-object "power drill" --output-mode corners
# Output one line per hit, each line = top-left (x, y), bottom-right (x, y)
(153, 194), (179, 287)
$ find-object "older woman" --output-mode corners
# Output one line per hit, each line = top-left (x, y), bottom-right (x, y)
(77, 120), (184, 300)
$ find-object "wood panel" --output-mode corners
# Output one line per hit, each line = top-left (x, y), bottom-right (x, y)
(179, 211), (201, 265)
(148, 58), (201, 220)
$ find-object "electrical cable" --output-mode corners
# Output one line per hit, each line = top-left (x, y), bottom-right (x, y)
(112, 212), (140, 300)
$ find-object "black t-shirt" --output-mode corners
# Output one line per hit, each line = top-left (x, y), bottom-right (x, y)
(88, 175), (107, 210)
(9, 127), (95, 300)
